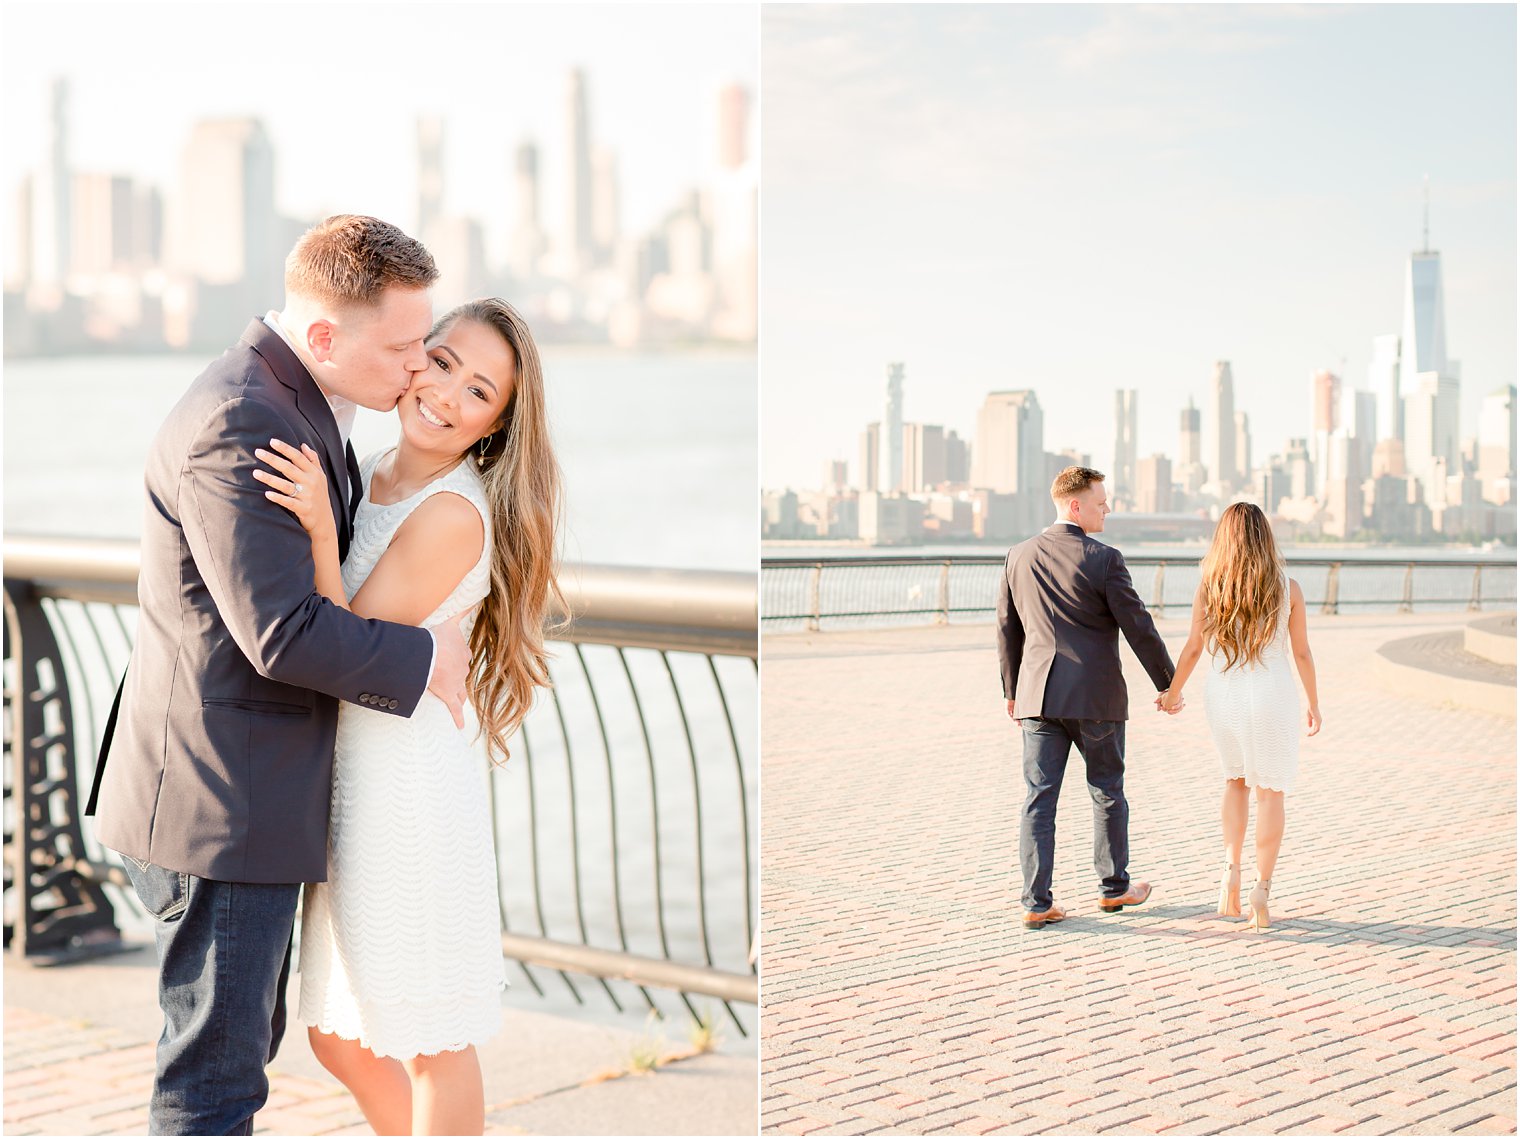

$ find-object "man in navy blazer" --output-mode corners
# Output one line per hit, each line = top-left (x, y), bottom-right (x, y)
(92, 216), (472, 1134)
(996, 466), (1177, 930)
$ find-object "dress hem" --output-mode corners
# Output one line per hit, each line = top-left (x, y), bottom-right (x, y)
(296, 1010), (503, 1061)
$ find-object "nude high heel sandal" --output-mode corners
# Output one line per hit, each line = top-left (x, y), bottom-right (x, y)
(1216, 862), (1241, 917)
(1246, 879), (1272, 931)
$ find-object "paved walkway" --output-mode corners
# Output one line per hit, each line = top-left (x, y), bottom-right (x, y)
(4, 950), (755, 1135)
(761, 612), (1516, 1136)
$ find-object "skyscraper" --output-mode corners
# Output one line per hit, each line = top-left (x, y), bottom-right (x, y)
(1478, 385), (1517, 484)
(1136, 454), (1173, 513)
(709, 82), (757, 342)
(717, 82), (749, 171)
(1340, 387), (1378, 447)
(509, 140), (547, 281)
(1368, 333), (1401, 441)
(880, 363), (904, 493)
(1113, 389), (1138, 504)
(591, 145), (619, 259)
(416, 116), (444, 242)
(1398, 192), (1460, 473)
(945, 430), (970, 485)
(972, 390), (1044, 495)
(1206, 361), (1236, 493)
(425, 216), (489, 307)
(823, 460), (848, 495)
(70, 172), (134, 276)
(30, 77), (71, 286)
(1310, 369), (1340, 498)
(1322, 429), (1364, 538)
(174, 118), (276, 288)
(901, 423), (946, 491)
(1234, 411), (1251, 486)
(562, 68), (594, 273)
(1178, 396), (1205, 495)
(8, 176), (33, 289)
(858, 422), (880, 493)
(1284, 438), (1314, 501)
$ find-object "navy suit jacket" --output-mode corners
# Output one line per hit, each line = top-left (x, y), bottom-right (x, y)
(996, 522), (1175, 721)
(95, 319), (433, 883)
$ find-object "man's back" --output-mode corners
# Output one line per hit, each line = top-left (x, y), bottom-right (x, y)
(996, 522), (1173, 721)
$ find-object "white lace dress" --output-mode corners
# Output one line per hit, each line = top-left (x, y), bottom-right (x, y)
(1204, 575), (1300, 794)
(298, 451), (506, 1059)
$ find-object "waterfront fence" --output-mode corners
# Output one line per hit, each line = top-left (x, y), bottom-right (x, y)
(762, 554), (1518, 632)
(4, 535), (757, 1036)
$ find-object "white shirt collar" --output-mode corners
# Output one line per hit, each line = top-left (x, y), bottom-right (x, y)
(263, 312), (357, 445)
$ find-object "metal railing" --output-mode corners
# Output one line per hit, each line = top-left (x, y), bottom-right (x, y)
(4, 535), (757, 1035)
(762, 553), (1519, 631)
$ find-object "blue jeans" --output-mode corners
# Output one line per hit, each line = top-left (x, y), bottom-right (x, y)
(1019, 717), (1130, 912)
(120, 857), (299, 1136)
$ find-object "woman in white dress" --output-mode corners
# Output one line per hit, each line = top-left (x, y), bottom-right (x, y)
(253, 298), (562, 1133)
(1157, 503), (1321, 931)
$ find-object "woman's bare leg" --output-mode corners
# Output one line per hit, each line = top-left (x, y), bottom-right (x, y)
(1253, 788), (1286, 883)
(307, 1026), (412, 1135)
(1220, 777), (1249, 866)
(403, 1045), (484, 1136)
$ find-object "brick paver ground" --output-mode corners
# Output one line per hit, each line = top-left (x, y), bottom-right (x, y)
(4, 966), (755, 1136)
(761, 611), (1516, 1136)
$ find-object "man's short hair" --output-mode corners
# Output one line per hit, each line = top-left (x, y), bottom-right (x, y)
(284, 215), (438, 308)
(1050, 465), (1106, 504)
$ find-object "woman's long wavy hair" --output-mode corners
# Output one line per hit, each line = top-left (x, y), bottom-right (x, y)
(1198, 502), (1286, 672)
(430, 299), (566, 764)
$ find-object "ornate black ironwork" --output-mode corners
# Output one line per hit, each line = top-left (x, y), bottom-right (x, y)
(3, 578), (127, 964)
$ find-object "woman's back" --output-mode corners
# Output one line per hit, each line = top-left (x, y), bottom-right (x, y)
(1204, 571), (1300, 793)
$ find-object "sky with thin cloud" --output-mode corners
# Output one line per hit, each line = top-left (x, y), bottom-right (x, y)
(761, 4), (1516, 491)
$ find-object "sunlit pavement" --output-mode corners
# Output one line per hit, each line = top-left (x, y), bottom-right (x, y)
(4, 948), (756, 1136)
(761, 612), (1515, 1136)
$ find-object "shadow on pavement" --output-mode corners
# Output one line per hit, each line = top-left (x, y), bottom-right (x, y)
(1041, 905), (1517, 949)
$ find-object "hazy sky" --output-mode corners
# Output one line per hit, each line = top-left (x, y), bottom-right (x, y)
(761, 4), (1517, 490)
(3, 2), (757, 265)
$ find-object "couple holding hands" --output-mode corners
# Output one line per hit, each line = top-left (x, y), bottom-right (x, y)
(997, 466), (1323, 933)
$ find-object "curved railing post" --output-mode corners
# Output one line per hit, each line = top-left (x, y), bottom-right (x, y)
(3, 579), (125, 963)
(1471, 564), (1483, 611)
(807, 562), (822, 632)
(937, 560), (951, 625)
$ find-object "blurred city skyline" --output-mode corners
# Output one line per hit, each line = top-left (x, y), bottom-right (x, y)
(761, 4), (1516, 490)
(3, 3), (757, 352)
(3, 3), (756, 243)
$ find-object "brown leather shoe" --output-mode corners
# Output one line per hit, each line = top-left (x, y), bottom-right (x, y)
(1099, 881), (1152, 912)
(1022, 902), (1067, 930)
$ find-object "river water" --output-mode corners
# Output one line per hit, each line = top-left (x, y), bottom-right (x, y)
(5, 349), (757, 572)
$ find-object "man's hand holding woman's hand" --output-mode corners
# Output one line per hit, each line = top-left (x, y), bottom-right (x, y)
(1155, 688), (1184, 715)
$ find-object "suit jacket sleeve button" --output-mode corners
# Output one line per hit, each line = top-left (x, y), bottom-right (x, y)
(387, 699), (398, 710)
